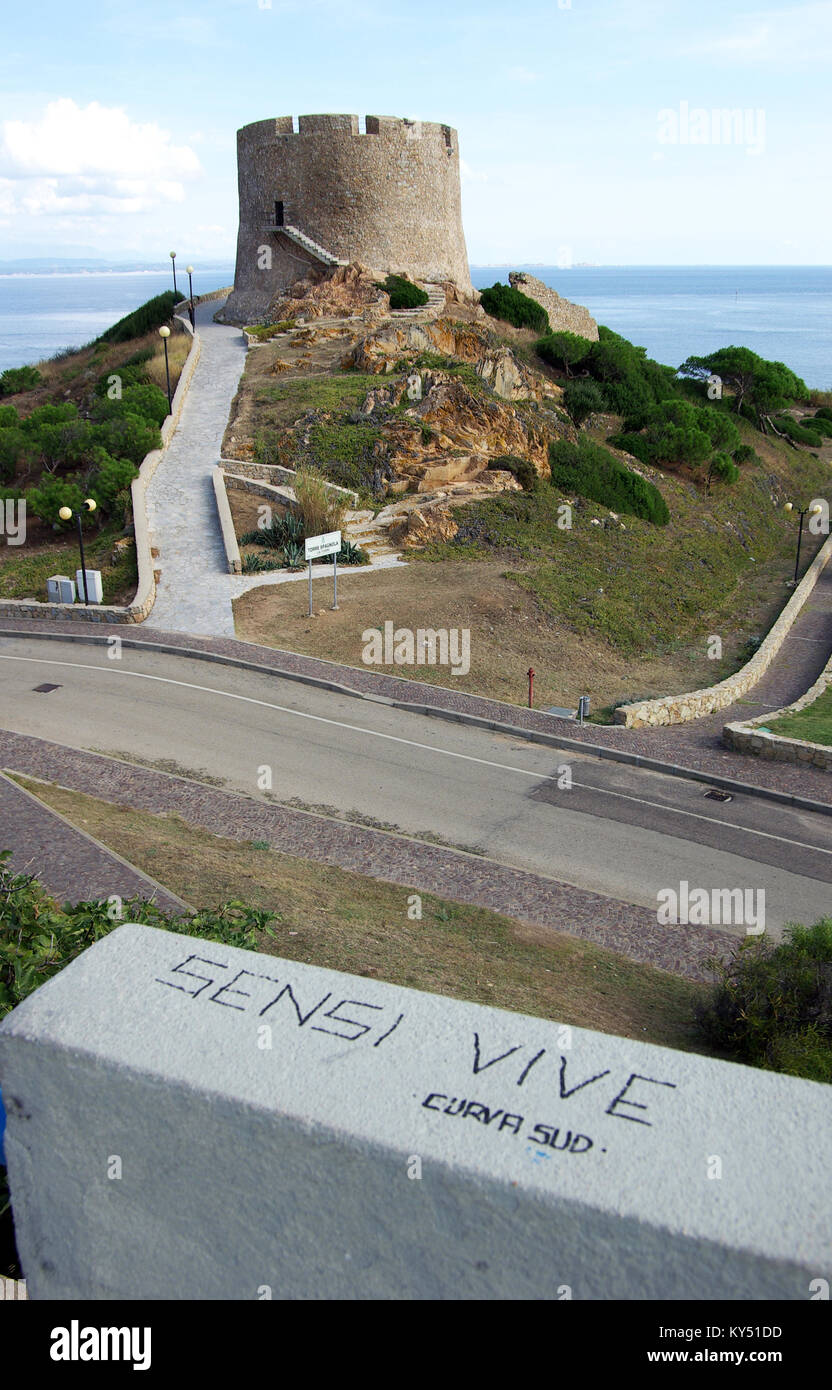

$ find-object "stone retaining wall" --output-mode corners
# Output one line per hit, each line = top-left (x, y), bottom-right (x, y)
(614, 531), (832, 727)
(723, 648), (832, 770)
(0, 317), (202, 626)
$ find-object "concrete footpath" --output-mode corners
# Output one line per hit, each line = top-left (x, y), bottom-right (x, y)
(144, 301), (248, 637)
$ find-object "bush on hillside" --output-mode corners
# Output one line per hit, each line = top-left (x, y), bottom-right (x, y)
(548, 437), (669, 525)
(480, 282), (549, 333)
(732, 443), (757, 465)
(94, 364), (150, 397)
(695, 919), (832, 1083)
(707, 452), (739, 487)
(0, 365), (42, 397)
(0, 429), (32, 485)
(536, 331), (592, 377)
(89, 453), (139, 524)
(377, 275), (429, 310)
(613, 398), (742, 478)
(92, 413), (161, 465)
(96, 291), (182, 345)
(679, 347), (809, 428)
(0, 850), (276, 1023)
(0, 405), (18, 428)
(488, 454), (538, 491)
(562, 379), (606, 426)
(808, 414), (832, 437)
(815, 407), (832, 422)
(772, 415), (823, 448)
(25, 475), (88, 526)
(91, 383), (169, 428)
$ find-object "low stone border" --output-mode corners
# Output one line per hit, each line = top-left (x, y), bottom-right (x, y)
(723, 648), (832, 770)
(0, 317), (202, 626)
(220, 457), (358, 507)
(211, 468), (242, 574)
(615, 531), (832, 727)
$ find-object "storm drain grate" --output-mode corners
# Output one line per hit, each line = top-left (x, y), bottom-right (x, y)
(32, 684), (62, 694)
(704, 788), (733, 803)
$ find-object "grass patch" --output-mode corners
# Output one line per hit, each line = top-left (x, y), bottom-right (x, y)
(0, 521), (136, 603)
(13, 777), (710, 1054)
(769, 686), (832, 747)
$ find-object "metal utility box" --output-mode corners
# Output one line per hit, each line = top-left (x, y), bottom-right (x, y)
(46, 574), (76, 604)
(75, 569), (103, 604)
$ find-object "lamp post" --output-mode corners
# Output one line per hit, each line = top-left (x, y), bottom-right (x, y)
(159, 325), (172, 412)
(169, 251), (178, 296)
(186, 264), (195, 328)
(58, 499), (97, 605)
(783, 501), (823, 584)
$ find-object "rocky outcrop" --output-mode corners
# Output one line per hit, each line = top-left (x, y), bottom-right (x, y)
(343, 317), (564, 406)
(508, 272), (599, 341)
(268, 263), (389, 324)
(388, 504), (460, 548)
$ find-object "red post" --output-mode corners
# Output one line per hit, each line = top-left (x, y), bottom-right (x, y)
(528, 667), (535, 708)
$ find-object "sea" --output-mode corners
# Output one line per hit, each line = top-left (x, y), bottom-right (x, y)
(0, 263), (830, 390)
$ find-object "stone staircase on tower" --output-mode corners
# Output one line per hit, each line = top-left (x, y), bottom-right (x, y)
(278, 224), (349, 268)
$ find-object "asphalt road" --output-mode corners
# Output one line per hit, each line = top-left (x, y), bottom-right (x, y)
(1, 634), (831, 937)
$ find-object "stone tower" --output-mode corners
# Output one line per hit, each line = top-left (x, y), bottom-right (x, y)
(221, 114), (473, 324)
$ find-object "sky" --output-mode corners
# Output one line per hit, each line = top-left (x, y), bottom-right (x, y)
(0, 0), (830, 266)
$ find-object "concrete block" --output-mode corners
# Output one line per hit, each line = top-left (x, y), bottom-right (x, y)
(0, 923), (830, 1301)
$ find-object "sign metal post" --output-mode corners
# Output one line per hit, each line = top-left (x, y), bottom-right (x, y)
(304, 530), (342, 616)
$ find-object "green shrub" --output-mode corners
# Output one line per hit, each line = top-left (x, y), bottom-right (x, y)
(695, 919), (832, 1082)
(548, 437), (670, 525)
(25, 475), (88, 526)
(378, 275), (429, 310)
(89, 454), (139, 522)
(773, 415), (823, 448)
(94, 364), (148, 397)
(535, 331), (592, 377)
(488, 454), (538, 491)
(92, 413), (161, 465)
(732, 443), (757, 464)
(807, 414), (832, 437)
(241, 550), (283, 573)
(815, 406), (832, 422)
(562, 379), (605, 425)
(92, 383), (169, 428)
(0, 429), (30, 484)
(0, 405), (18, 427)
(0, 364), (42, 396)
(480, 282), (548, 333)
(96, 291), (182, 345)
(339, 539), (369, 565)
(708, 452), (739, 486)
(0, 849), (276, 1023)
(19, 402), (79, 433)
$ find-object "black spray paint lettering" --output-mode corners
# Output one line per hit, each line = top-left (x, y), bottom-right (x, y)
(470, 1034), (677, 1126)
(527, 1124), (593, 1153)
(422, 1093), (524, 1134)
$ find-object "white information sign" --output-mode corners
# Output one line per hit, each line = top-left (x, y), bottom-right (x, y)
(304, 530), (341, 561)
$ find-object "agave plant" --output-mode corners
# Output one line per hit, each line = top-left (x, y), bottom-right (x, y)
(283, 540), (305, 569)
(338, 540), (370, 565)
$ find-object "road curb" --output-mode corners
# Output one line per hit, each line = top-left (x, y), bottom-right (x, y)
(2, 625), (831, 820)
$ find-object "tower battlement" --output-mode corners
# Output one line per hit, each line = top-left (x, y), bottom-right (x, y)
(222, 113), (471, 323)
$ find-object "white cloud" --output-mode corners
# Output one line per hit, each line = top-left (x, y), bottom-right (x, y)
(686, 2), (832, 64)
(0, 99), (201, 216)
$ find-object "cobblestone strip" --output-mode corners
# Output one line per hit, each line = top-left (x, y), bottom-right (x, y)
(0, 731), (736, 982)
(0, 771), (188, 914)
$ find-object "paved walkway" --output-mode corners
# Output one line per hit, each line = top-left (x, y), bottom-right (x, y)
(145, 301), (247, 636)
(0, 771), (187, 913)
(0, 732), (737, 982)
